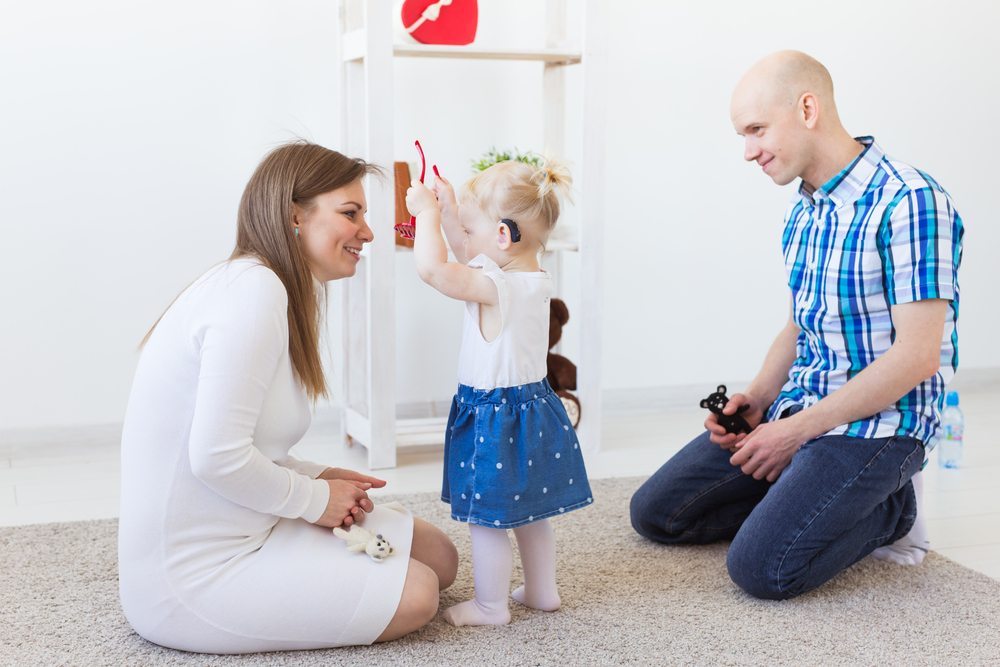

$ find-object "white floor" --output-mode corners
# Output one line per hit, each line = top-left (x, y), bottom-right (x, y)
(1, 390), (997, 581)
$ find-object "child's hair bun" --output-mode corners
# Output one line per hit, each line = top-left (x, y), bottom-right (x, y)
(532, 156), (574, 206)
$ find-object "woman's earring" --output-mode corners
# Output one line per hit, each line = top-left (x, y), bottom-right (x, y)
(294, 226), (299, 237)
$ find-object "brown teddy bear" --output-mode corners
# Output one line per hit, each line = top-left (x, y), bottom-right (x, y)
(547, 298), (581, 427)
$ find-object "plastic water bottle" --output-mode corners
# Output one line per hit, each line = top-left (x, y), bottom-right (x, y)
(938, 391), (963, 469)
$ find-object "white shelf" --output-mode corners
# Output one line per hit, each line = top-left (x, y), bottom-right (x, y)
(337, 0), (606, 469)
(394, 44), (581, 64)
(341, 29), (581, 64)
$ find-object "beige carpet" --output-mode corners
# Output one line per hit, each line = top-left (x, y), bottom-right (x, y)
(2, 477), (998, 666)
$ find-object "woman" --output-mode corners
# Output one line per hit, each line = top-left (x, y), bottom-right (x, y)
(118, 142), (458, 653)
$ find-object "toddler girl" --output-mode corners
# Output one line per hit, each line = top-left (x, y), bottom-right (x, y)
(406, 158), (593, 626)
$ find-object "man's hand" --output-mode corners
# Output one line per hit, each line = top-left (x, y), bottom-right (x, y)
(729, 416), (809, 482)
(706, 392), (766, 452)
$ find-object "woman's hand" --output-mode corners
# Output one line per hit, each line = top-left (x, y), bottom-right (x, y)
(406, 180), (438, 217)
(318, 467), (387, 489)
(314, 479), (375, 528)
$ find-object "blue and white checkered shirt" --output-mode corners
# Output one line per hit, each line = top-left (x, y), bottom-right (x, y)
(766, 137), (964, 449)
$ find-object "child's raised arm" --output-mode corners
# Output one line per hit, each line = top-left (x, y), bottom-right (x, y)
(406, 180), (498, 306)
(431, 171), (469, 266)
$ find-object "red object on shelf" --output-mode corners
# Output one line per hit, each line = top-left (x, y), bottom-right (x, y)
(400, 0), (478, 46)
(395, 140), (425, 240)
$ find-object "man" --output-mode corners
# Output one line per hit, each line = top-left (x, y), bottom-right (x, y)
(630, 51), (963, 600)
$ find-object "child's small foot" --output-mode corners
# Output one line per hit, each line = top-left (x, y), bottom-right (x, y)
(442, 599), (510, 627)
(872, 471), (929, 566)
(511, 585), (560, 612)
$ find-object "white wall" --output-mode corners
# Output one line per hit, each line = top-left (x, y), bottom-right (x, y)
(2, 0), (997, 431)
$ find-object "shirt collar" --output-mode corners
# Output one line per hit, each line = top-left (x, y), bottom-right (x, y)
(798, 137), (883, 207)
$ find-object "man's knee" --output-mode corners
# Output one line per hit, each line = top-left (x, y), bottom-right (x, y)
(726, 532), (794, 601)
(629, 478), (664, 540)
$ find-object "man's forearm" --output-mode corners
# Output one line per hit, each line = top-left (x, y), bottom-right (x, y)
(745, 319), (800, 409)
(791, 340), (940, 442)
(788, 299), (948, 441)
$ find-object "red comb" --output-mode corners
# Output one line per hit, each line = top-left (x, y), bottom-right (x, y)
(395, 140), (425, 240)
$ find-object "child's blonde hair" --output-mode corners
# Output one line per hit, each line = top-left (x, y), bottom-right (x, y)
(459, 157), (573, 244)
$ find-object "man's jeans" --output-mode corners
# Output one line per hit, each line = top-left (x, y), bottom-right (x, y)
(629, 418), (924, 600)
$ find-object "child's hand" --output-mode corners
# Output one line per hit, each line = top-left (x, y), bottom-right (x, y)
(406, 180), (438, 217)
(432, 171), (458, 213)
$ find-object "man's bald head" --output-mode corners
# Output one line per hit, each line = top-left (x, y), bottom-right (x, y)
(737, 51), (835, 112)
(731, 51), (858, 188)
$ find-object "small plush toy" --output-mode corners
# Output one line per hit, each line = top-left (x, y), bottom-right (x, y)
(333, 525), (395, 563)
(547, 298), (581, 427)
(700, 385), (753, 435)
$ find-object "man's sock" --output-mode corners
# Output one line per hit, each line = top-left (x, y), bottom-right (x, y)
(442, 524), (512, 626)
(511, 519), (561, 611)
(872, 470), (929, 566)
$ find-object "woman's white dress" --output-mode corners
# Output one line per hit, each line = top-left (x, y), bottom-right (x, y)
(118, 259), (412, 654)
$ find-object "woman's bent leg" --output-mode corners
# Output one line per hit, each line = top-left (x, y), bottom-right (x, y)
(375, 559), (440, 642)
(410, 517), (458, 589)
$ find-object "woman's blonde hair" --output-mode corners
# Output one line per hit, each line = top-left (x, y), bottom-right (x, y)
(459, 156), (573, 243)
(141, 141), (380, 401)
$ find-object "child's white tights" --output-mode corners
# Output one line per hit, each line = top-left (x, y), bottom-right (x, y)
(511, 519), (561, 612)
(442, 520), (561, 627)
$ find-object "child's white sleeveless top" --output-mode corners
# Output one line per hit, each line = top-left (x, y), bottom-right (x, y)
(456, 254), (552, 391)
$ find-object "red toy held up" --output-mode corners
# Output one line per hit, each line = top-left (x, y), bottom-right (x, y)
(395, 140), (425, 240)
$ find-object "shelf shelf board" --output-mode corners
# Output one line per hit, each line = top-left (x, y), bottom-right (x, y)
(341, 30), (581, 64)
(389, 239), (579, 253)
(394, 44), (581, 64)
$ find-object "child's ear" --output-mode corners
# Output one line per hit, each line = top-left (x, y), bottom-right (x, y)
(496, 222), (513, 251)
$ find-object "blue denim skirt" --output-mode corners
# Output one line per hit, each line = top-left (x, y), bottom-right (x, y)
(442, 379), (594, 529)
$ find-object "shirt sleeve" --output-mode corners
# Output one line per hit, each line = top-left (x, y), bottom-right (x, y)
(879, 185), (963, 305)
(282, 455), (329, 479)
(186, 264), (330, 522)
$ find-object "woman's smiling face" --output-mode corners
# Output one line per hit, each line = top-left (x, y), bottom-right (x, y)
(293, 179), (373, 282)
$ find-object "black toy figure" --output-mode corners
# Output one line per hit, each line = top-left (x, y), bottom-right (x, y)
(700, 385), (753, 435)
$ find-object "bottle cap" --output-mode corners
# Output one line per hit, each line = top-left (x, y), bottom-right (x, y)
(946, 391), (959, 407)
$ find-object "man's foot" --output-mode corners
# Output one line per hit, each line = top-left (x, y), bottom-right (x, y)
(872, 471), (929, 565)
(442, 599), (511, 627)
